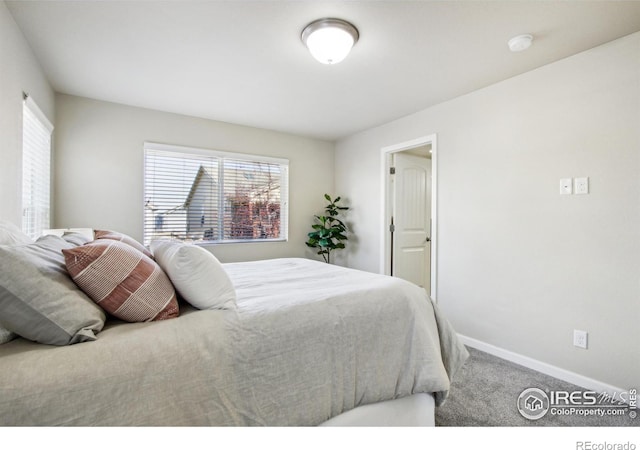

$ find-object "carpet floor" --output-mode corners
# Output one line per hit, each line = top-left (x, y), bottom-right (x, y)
(435, 347), (637, 427)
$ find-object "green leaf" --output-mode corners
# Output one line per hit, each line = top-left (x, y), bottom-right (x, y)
(308, 193), (349, 255)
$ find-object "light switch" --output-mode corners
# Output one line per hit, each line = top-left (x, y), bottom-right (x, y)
(560, 178), (572, 195)
(574, 177), (589, 195)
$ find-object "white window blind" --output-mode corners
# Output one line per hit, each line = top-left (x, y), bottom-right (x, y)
(22, 96), (53, 240)
(143, 143), (288, 246)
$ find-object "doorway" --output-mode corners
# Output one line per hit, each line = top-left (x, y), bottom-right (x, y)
(381, 135), (437, 300)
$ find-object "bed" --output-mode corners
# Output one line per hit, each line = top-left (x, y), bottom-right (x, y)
(0, 227), (468, 426)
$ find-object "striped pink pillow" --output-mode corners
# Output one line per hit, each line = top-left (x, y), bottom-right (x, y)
(63, 240), (179, 322)
(94, 229), (153, 259)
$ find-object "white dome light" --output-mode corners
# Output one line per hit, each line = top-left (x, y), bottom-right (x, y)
(301, 18), (359, 65)
(508, 34), (533, 52)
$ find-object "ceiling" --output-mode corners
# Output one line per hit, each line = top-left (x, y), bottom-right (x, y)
(7, 1), (640, 142)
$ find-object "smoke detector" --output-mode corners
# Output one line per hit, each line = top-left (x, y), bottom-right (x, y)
(508, 34), (533, 52)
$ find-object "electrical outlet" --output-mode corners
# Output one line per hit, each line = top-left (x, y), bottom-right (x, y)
(573, 330), (588, 349)
(574, 177), (589, 195)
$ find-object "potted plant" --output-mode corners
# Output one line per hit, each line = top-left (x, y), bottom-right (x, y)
(306, 194), (349, 264)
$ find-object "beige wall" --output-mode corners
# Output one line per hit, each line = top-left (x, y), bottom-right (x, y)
(335, 32), (640, 389)
(0, 1), (55, 225)
(54, 94), (334, 263)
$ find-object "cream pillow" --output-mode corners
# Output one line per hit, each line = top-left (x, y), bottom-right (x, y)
(94, 229), (153, 259)
(150, 240), (236, 310)
(42, 228), (94, 242)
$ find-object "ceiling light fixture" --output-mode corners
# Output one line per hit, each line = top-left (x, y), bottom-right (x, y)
(301, 18), (359, 65)
(508, 34), (533, 52)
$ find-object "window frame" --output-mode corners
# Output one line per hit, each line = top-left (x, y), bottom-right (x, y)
(22, 95), (54, 240)
(143, 142), (289, 246)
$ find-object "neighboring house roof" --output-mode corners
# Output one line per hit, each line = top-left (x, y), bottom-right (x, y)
(184, 164), (281, 209)
(184, 165), (217, 209)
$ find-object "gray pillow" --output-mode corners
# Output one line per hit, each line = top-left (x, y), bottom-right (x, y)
(0, 235), (106, 345)
(62, 231), (93, 246)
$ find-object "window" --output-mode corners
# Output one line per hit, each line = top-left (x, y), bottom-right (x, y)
(143, 142), (288, 246)
(22, 95), (53, 239)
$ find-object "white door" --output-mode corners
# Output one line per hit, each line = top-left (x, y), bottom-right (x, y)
(392, 152), (432, 294)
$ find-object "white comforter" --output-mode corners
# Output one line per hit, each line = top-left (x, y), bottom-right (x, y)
(222, 258), (468, 425)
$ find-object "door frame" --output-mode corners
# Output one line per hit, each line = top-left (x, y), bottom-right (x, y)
(380, 134), (438, 301)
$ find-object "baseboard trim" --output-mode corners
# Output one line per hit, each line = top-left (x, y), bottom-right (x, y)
(458, 334), (628, 399)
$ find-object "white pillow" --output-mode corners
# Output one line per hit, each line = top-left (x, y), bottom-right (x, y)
(150, 240), (236, 310)
(0, 220), (34, 246)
